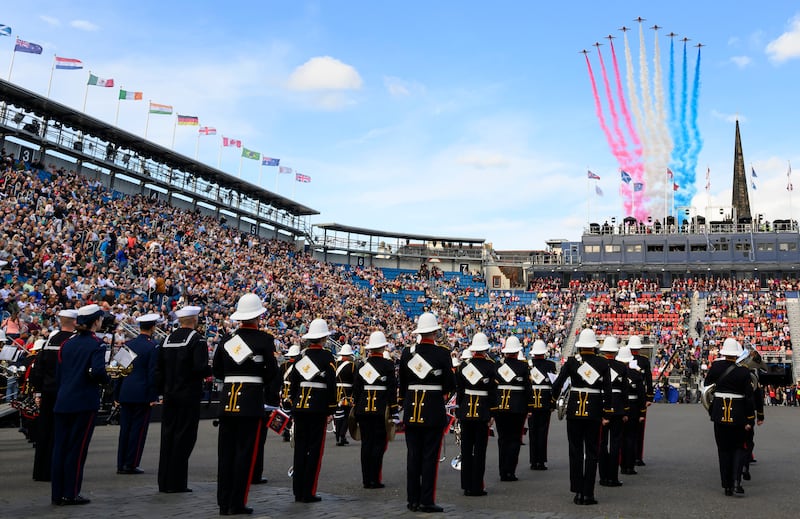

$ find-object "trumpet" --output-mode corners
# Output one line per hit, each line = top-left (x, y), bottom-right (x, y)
(106, 360), (133, 378)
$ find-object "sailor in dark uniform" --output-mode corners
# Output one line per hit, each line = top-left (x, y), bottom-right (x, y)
(704, 338), (755, 497)
(155, 305), (211, 494)
(491, 336), (531, 483)
(527, 339), (556, 471)
(334, 344), (357, 446)
(28, 309), (77, 482)
(617, 346), (646, 475)
(456, 332), (496, 496)
(115, 313), (160, 475)
(352, 331), (398, 489)
(597, 336), (626, 487)
(626, 335), (653, 466)
(50, 304), (111, 506)
(288, 318), (337, 503)
(552, 329), (613, 506)
(213, 293), (278, 515)
(739, 368), (764, 486)
(399, 312), (456, 513)
(279, 345), (301, 442)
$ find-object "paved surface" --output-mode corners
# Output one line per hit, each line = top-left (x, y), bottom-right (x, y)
(1, 404), (798, 518)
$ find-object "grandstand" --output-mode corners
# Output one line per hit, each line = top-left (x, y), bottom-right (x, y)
(1, 74), (798, 422)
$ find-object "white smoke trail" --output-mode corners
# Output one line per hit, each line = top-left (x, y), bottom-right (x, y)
(623, 30), (648, 219)
(651, 30), (674, 221)
(638, 23), (659, 213)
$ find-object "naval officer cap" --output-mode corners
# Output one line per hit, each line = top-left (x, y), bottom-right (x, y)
(175, 305), (202, 318)
(136, 313), (161, 324)
(58, 309), (79, 319)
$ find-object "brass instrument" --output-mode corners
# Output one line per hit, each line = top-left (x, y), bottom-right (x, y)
(556, 380), (571, 420)
(106, 360), (133, 378)
(450, 420), (462, 471)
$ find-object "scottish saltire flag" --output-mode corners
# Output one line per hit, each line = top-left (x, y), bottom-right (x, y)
(295, 173), (311, 183)
(198, 126), (216, 135)
(149, 102), (173, 114)
(751, 166), (758, 178)
(222, 136), (242, 148)
(0, 24), (11, 37)
(88, 74), (114, 87)
(14, 37), (43, 54)
(633, 182), (644, 192)
(262, 157), (280, 166)
(242, 148), (260, 160)
(595, 185), (603, 196)
(587, 170), (600, 180)
(621, 170), (631, 184)
(119, 89), (143, 100)
(278, 166), (292, 174)
(55, 56), (83, 70)
(177, 115), (199, 126)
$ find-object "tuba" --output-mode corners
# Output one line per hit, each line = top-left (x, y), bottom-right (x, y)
(701, 344), (765, 411)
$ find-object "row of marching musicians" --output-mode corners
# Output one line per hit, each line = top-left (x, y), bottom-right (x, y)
(453, 327), (652, 508)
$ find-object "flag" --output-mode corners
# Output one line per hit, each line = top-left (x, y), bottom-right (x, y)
(177, 115), (199, 126)
(633, 182), (644, 192)
(587, 170), (600, 180)
(242, 148), (260, 160)
(14, 37), (42, 54)
(751, 166), (758, 179)
(595, 185), (603, 196)
(296, 173), (311, 183)
(752, 181), (757, 191)
(621, 170), (631, 184)
(118, 89), (143, 100)
(705, 167), (711, 191)
(0, 25), (11, 37)
(673, 183), (679, 192)
(198, 126), (216, 136)
(279, 166), (293, 174)
(222, 136), (242, 148)
(788, 162), (793, 191)
(788, 183), (794, 192)
(666, 168), (674, 179)
(149, 102), (173, 115)
(55, 56), (83, 70)
(88, 73), (114, 87)
(262, 157), (280, 166)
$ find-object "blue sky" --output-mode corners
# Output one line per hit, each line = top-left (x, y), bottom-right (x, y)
(3, 1), (800, 249)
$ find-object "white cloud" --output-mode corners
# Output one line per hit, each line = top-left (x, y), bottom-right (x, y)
(383, 76), (425, 98)
(711, 110), (746, 124)
(766, 16), (800, 63)
(40, 15), (61, 27)
(457, 153), (511, 170)
(70, 20), (99, 32)
(729, 56), (752, 68)
(286, 56), (362, 91)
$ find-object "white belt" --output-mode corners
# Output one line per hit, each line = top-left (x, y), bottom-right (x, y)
(363, 385), (387, 391)
(715, 392), (744, 399)
(409, 384), (442, 391)
(628, 395), (639, 400)
(612, 389), (622, 393)
(224, 376), (263, 384)
(465, 389), (488, 396)
(497, 385), (524, 391)
(531, 385), (551, 390)
(300, 381), (328, 389)
(336, 383), (353, 388)
(571, 388), (600, 394)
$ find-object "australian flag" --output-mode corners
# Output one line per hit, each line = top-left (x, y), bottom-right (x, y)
(14, 37), (42, 54)
(262, 157), (280, 166)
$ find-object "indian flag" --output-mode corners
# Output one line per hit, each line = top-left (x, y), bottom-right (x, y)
(149, 102), (173, 115)
(119, 89), (143, 101)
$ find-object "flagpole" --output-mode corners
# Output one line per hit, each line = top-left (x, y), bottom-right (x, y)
(46, 54), (56, 97)
(789, 160), (794, 232)
(217, 139), (223, 169)
(144, 100), (151, 138)
(258, 161), (263, 187)
(114, 88), (122, 125)
(237, 155), (243, 178)
(195, 133), (200, 160)
(586, 173), (590, 229)
(82, 70), (91, 112)
(275, 170), (279, 193)
(7, 43), (16, 81)
(171, 115), (177, 149)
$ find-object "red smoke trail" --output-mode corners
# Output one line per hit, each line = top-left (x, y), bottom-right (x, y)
(609, 40), (641, 153)
(585, 54), (627, 166)
(596, 46), (629, 164)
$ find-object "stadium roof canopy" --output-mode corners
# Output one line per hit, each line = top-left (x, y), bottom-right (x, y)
(315, 222), (484, 244)
(0, 78), (317, 216)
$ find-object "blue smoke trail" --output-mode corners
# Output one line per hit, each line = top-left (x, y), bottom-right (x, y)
(668, 38), (682, 187)
(675, 42), (692, 208)
(680, 47), (703, 207)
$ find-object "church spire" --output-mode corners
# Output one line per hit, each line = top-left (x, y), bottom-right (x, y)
(732, 119), (751, 220)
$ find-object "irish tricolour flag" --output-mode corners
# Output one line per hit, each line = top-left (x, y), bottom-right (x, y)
(119, 89), (143, 100)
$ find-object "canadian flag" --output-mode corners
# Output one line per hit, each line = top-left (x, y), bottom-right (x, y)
(222, 136), (241, 148)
